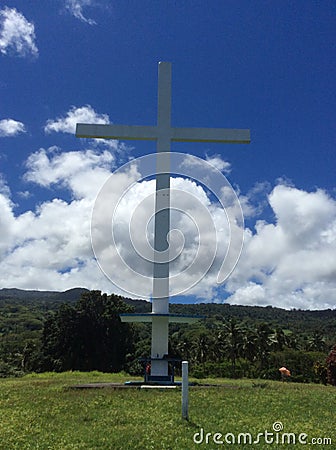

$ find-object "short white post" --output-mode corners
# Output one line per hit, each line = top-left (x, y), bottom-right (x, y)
(182, 361), (189, 420)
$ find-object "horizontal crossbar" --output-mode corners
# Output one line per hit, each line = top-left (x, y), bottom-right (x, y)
(120, 313), (204, 323)
(76, 123), (250, 144)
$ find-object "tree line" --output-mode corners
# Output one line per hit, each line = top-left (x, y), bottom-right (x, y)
(0, 290), (335, 384)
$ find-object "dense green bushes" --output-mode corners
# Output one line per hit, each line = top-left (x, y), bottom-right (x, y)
(37, 291), (134, 373)
(183, 352), (327, 383)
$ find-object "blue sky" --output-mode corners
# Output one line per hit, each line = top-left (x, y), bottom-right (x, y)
(0, 1), (335, 309)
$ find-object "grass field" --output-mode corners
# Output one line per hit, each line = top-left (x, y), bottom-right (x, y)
(0, 372), (334, 449)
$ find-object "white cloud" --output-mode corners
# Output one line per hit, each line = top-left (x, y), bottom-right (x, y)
(64, 0), (97, 25)
(0, 7), (38, 58)
(0, 175), (11, 197)
(225, 185), (336, 309)
(44, 105), (130, 156)
(237, 181), (272, 218)
(0, 149), (117, 291)
(24, 146), (115, 199)
(181, 153), (229, 175)
(17, 190), (32, 199)
(205, 154), (231, 173)
(0, 118), (26, 137)
(44, 105), (109, 134)
(0, 191), (109, 291)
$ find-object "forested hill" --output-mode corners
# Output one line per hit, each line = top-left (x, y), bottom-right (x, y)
(0, 288), (89, 304)
(0, 287), (335, 335)
(123, 297), (336, 336)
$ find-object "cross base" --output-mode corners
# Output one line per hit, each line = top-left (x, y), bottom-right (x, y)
(121, 313), (203, 381)
(139, 357), (182, 384)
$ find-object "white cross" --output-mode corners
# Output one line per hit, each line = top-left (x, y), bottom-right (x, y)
(76, 62), (250, 381)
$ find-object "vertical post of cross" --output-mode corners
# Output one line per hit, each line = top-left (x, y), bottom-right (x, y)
(150, 62), (172, 377)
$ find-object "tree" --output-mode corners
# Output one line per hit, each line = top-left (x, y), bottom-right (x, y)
(192, 332), (211, 367)
(41, 291), (134, 372)
(307, 331), (327, 352)
(255, 323), (273, 370)
(242, 328), (258, 362)
(217, 318), (244, 376)
(271, 327), (288, 352)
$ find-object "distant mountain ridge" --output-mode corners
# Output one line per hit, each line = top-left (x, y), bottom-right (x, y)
(0, 287), (335, 316)
(0, 287), (89, 302)
(0, 287), (335, 338)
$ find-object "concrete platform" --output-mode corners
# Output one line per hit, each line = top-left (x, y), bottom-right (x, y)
(140, 385), (177, 389)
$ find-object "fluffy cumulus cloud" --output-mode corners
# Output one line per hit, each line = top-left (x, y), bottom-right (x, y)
(0, 148), (116, 292)
(0, 7), (38, 57)
(44, 105), (109, 134)
(44, 105), (124, 152)
(45, 105), (132, 159)
(0, 119), (26, 137)
(205, 154), (231, 173)
(25, 146), (115, 199)
(64, 0), (97, 25)
(225, 185), (336, 309)
(0, 190), (109, 291)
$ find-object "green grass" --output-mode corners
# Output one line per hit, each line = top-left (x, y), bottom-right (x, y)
(0, 372), (335, 449)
